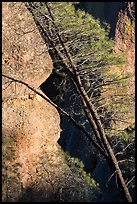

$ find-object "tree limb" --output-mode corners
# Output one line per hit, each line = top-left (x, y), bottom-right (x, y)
(2, 73), (107, 158)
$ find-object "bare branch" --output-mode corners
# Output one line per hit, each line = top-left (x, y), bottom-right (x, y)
(106, 170), (117, 187)
(2, 74), (107, 158)
(126, 176), (135, 187)
(115, 143), (133, 157)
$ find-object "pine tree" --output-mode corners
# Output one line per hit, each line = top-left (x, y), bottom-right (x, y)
(3, 2), (134, 202)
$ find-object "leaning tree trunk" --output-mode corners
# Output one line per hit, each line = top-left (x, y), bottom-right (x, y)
(26, 2), (133, 202)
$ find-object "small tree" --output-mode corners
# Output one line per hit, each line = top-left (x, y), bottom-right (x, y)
(24, 2), (134, 202)
(2, 2), (134, 202)
(2, 137), (22, 202)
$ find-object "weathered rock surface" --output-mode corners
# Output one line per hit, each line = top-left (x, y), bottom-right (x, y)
(2, 3), (97, 202)
(114, 2), (135, 94)
(92, 3), (135, 202)
(2, 2), (135, 202)
(2, 2), (61, 199)
(112, 2), (135, 130)
(2, 94), (61, 188)
(2, 2), (53, 100)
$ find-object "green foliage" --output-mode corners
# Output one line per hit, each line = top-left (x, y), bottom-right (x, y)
(32, 2), (133, 130)
(28, 3), (133, 129)
(112, 124), (135, 189)
(30, 2), (125, 69)
(19, 148), (101, 202)
(64, 152), (101, 197)
(125, 15), (134, 37)
(26, 3), (134, 200)
(2, 137), (23, 202)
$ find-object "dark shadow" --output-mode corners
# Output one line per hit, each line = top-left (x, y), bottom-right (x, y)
(40, 71), (98, 174)
(17, 187), (56, 202)
(17, 175), (101, 202)
(40, 71), (62, 106)
(40, 73), (58, 101)
(27, 1), (99, 175)
(75, 2), (126, 38)
(26, 3), (134, 202)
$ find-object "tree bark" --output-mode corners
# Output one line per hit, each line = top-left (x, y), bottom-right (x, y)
(26, 2), (133, 202)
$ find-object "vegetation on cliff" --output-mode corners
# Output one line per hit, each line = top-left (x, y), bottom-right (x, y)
(25, 2), (134, 201)
(2, 2), (135, 202)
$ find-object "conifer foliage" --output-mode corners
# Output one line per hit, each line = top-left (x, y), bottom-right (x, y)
(25, 2), (134, 202)
(2, 2), (134, 202)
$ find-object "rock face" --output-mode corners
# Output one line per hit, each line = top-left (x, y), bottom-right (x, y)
(2, 2), (61, 200)
(2, 3), (98, 202)
(92, 3), (135, 202)
(113, 2), (135, 130)
(2, 2), (135, 202)
(114, 2), (135, 94)
(2, 2), (53, 100)
(2, 96), (61, 188)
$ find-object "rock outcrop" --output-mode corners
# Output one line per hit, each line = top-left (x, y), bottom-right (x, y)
(2, 3), (99, 202)
(2, 2), (61, 200)
(2, 96), (61, 187)
(111, 2), (135, 131)
(92, 3), (135, 201)
(114, 2), (135, 93)
(2, 2), (135, 202)
(2, 2), (52, 100)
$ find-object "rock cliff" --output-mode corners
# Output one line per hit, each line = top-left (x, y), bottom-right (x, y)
(2, 2), (61, 201)
(2, 2), (52, 100)
(92, 3), (135, 201)
(113, 2), (135, 130)
(2, 2), (98, 202)
(114, 2), (135, 93)
(2, 2), (135, 202)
